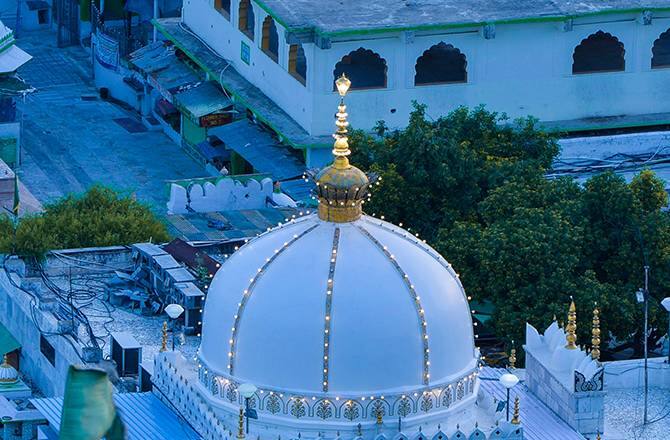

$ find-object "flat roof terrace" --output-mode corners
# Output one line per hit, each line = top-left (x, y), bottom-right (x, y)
(257, 0), (670, 36)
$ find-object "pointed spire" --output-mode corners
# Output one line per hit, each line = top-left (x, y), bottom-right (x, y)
(592, 303), (601, 361)
(160, 321), (168, 352)
(508, 341), (517, 369)
(511, 395), (520, 425)
(237, 407), (245, 439)
(565, 298), (578, 350)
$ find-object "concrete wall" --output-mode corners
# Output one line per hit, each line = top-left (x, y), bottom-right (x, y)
(182, 0), (315, 131)
(526, 351), (604, 437)
(92, 54), (142, 112)
(604, 357), (670, 389)
(0, 268), (81, 397)
(182, 1), (670, 137)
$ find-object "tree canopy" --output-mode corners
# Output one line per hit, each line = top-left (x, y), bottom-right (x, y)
(351, 104), (670, 355)
(0, 186), (170, 259)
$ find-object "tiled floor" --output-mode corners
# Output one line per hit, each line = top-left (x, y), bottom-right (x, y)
(14, 29), (205, 214)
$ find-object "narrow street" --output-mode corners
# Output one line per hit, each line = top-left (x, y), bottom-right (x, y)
(14, 29), (204, 213)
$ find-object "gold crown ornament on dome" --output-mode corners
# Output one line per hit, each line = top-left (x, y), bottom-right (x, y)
(315, 74), (371, 223)
(0, 354), (18, 384)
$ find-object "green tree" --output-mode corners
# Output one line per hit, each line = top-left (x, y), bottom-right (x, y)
(351, 105), (670, 355)
(4, 186), (170, 259)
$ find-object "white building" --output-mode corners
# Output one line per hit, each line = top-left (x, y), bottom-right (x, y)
(155, 1), (670, 166)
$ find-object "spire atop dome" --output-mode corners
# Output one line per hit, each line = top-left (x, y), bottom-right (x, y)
(315, 74), (370, 223)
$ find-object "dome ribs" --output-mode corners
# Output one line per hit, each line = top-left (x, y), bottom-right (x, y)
(355, 225), (431, 385)
(227, 223), (319, 376)
(321, 227), (341, 392)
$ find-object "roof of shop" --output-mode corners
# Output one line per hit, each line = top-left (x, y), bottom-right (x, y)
(165, 207), (301, 242)
(257, 0), (670, 35)
(31, 392), (201, 440)
(209, 120), (306, 181)
(128, 41), (174, 74)
(0, 322), (20, 355)
(154, 19), (331, 150)
(173, 81), (232, 119)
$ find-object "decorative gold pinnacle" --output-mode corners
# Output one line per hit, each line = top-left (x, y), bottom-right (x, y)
(509, 342), (517, 369)
(596, 432), (601, 440)
(376, 409), (383, 425)
(333, 74), (351, 169)
(592, 304), (601, 361)
(511, 395), (520, 425)
(237, 407), (245, 439)
(565, 298), (577, 350)
(160, 321), (168, 352)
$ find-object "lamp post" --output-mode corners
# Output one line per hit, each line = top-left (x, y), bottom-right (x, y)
(499, 373), (519, 422)
(662, 297), (670, 364)
(238, 383), (257, 434)
(165, 304), (184, 351)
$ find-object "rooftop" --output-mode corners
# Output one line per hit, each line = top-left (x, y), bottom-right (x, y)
(258, 0), (670, 36)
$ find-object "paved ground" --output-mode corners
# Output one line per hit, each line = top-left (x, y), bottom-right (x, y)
(605, 387), (670, 440)
(14, 29), (204, 214)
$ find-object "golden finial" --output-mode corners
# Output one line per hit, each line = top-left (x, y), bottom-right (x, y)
(160, 321), (168, 352)
(511, 395), (520, 425)
(596, 432), (601, 440)
(315, 74), (370, 223)
(553, 314), (557, 322)
(565, 298), (577, 350)
(376, 409), (383, 425)
(333, 74), (351, 169)
(508, 342), (517, 369)
(237, 407), (245, 439)
(592, 304), (601, 361)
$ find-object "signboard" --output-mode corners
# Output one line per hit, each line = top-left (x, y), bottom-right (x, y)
(199, 112), (232, 128)
(94, 33), (119, 71)
(241, 41), (250, 65)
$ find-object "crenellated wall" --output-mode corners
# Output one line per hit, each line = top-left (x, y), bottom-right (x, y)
(524, 322), (604, 437)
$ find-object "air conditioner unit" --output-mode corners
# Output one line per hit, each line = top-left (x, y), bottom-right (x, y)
(110, 332), (142, 377)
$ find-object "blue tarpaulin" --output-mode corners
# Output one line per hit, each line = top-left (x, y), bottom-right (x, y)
(209, 120), (305, 181)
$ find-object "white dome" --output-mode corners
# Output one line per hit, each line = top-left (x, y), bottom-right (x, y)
(200, 213), (477, 397)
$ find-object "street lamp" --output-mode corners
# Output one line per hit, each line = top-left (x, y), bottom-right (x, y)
(239, 383), (257, 434)
(499, 373), (519, 422)
(165, 304), (184, 351)
(662, 297), (670, 364)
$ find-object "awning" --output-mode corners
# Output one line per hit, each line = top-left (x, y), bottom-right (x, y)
(209, 120), (305, 181)
(26, 0), (49, 10)
(196, 140), (230, 161)
(0, 322), (20, 355)
(147, 59), (200, 102)
(173, 82), (232, 120)
(31, 393), (201, 440)
(128, 42), (173, 75)
(0, 45), (32, 74)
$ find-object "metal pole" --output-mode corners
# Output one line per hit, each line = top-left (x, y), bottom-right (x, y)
(153, 0), (158, 42)
(644, 265), (650, 424)
(667, 312), (670, 365)
(506, 388), (510, 422)
(245, 397), (250, 434)
(171, 318), (175, 351)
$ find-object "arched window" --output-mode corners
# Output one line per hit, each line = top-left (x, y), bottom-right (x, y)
(289, 44), (307, 85)
(214, 0), (231, 19)
(572, 31), (625, 74)
(261, 16), (279, 62)
(238, 0), (255, 40)
(652, 29), (670, 68)
(414, 42), (467, 85)
(333, 48), (387, 90)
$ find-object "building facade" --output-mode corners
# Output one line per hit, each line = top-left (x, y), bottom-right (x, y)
(178, 1), (670, 142)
